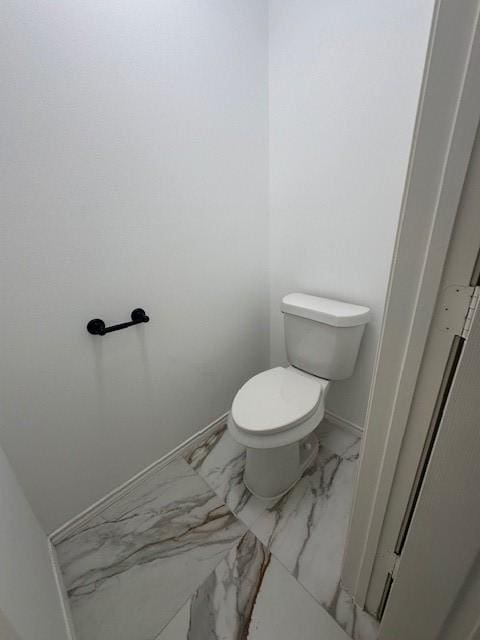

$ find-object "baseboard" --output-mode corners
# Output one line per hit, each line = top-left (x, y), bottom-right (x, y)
(49, 412), (228, 546)
(48, 538), (77, 640)
(324, 410), (364, 437)
(49, 409), (359, 546)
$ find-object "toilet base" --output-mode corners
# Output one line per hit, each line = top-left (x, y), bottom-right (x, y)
(243, 433), (319, 501)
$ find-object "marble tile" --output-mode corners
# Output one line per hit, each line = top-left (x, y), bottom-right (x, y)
(185, 424), (377, 639)
(316, 419), (362, 458)
(248, 440), (378, 640)
(249, 444), (357, 595)
(330, 585), (379, 640)
(55, 457), (247, 640)
(56, 423), (377, 640)
(155, 530), (351, 640)
(184, 428), (268, 526)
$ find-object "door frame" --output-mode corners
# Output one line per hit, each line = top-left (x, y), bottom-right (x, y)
(364, 116), (480, 616)
(342, 0), (480, 609)
(379, 267), (480, 640)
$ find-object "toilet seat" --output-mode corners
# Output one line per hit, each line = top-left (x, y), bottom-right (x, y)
(231, 366), (326, 435)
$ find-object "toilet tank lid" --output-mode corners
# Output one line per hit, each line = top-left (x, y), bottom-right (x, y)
(281, 293), (371, 327)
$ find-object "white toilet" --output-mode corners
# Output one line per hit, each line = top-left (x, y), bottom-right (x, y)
(228, 293), (370, 500)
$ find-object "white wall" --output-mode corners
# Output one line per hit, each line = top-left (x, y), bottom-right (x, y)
(1, 0), (436, 533)
(0, 0), (269, 531)
(0, 443), (68, 640)
(268, 0), (435, 427)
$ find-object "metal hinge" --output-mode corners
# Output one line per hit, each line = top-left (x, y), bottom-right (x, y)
(376, 554), (400, 621)
(461, 286), (480, 339)
(391, 553), (400, 580)
(435, 285), (479, 336)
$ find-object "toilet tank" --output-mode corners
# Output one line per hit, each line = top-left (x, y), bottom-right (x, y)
(281, 293), (370, 380)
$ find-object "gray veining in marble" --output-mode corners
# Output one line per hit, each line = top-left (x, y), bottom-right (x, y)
(249, 438), (360, 581)
(185, 428), (268, 526)
(156, 530), (351, 640)
(330, 584), (380, 640)
(56, 457), (247, 640)
(248, 434), (378, 640)
(56, 422), (377, 640)
(316, 420), (362, 458)
(185, 423), (378, 640)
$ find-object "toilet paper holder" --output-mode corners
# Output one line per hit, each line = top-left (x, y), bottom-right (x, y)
(87, 308), (149, 336)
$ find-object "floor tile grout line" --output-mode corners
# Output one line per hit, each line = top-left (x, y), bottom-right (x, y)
(56, 423), (374, 640)
(180, 429), (373, 640)
(151, 528), (249, 640)
(57, 455), (219, 546)
(55, 455), (250, 640)
(180, 446), (272, 540)
(181, 444), (333, 611)
(181, 430), (360, 539)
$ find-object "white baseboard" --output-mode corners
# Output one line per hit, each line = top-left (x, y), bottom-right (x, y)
(48, 538), (77, 640)
(324, 410), (364, 437)
(49, 409), (360, 546)
(49, 412), (228, 546)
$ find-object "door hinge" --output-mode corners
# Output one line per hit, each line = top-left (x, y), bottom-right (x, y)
(376, 553), (400, 621)
(461, 286), (480, 339)
(386, 551), (401, 580)
(391, 552), (400, 580)
(435, 285), (479, 337)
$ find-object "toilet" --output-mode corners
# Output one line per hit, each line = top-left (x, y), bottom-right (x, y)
(228, 293), (370, 500)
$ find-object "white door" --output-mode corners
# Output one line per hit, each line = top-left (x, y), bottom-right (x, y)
(379, 287), (480, 638)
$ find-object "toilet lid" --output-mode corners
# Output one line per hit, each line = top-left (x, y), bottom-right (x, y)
(231, 367), (324, 435)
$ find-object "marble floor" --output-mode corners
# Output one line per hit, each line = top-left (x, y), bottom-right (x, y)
(55, 421), (379, 640)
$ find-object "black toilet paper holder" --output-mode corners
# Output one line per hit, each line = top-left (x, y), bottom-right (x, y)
(87, 308), (149, 336)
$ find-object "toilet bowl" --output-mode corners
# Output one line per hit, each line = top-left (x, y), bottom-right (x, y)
(228, 366), (330, 499)
(228, 293), (370, 500)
